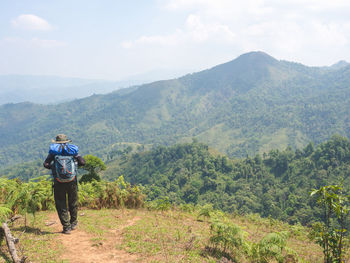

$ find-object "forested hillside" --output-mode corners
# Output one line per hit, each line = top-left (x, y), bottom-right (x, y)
(103, 136), (350, 225)
(1, 137), (349, 261)
(1, 51), (350, 167)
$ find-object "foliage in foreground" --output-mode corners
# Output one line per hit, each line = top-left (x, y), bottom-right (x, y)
(0, 202), (343, 262)
(144, 194), (348, 262)
(0, 208), (308, 263)
(196, 207), (296, 262)
(310, 183), (350, 263)
(122, 206), (325, 262)
(0, 176), (144, 223)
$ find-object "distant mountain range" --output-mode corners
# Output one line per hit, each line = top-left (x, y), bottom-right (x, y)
(0, 75), (112, 105)
(1, 51), (350, 167)
(0, 68), (192, 105)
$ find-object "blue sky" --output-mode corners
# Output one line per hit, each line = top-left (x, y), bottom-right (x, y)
(1, 0), (350, 80)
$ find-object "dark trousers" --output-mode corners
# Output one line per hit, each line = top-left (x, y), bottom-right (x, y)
(53, 181), (78, 229)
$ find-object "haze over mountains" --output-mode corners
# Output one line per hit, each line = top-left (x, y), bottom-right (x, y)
(0, 75), (114, 105)
(0, 69), (191, 105)
(1, 51), (350, 167)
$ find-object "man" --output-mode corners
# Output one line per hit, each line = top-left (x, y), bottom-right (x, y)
(43, 134), (85, 234)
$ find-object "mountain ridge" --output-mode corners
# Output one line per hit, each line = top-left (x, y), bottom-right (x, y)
(1, 51), (350, 167)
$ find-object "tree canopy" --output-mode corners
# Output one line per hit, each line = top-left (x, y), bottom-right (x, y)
(79, 154), (106, 183)
(103, 136), (350, 225)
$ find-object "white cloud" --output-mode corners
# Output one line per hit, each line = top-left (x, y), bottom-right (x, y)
(158, 0), (350, 66)
(11, 14), (53, 31)
(122, 14), (235, 48)
(164, 0), (272, 19)
(121, 30), (182, 48)
(186, 15), (235, 43)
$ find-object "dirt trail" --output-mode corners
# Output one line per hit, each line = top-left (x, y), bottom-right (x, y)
(47, 213), (140, 263)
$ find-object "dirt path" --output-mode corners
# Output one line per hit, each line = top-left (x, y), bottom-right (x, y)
(47, 213), (140, 263)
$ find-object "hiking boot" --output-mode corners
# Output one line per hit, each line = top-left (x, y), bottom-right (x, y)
(71, 222), (78, 230)
(62, 227), (71, 234)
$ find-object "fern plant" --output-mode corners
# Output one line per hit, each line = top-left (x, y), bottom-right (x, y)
(209, 216), (249, 261)
(250, 231), (291, 263)
(0, 206), (12, 223)
(0, 176), (145, 224)
(197, 204), (214, 221)
(77, 176), (144, 209)
(3, 176), (54, 226)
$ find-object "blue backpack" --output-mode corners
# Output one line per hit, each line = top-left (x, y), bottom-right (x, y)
(49, 143), (78, 156)
(50, 144), (79, 183)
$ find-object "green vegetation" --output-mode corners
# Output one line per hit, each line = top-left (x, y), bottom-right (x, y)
(0, 176), (54, 228)
(0, 172), (348, 262)
(0, 211), (65, 262)
(120, 207), (323, 262)
(0, 208), (327, 262)
(1, 52), (350, 168)
(1, 136), (349, 228)
(250, 231), (292, 263)
(1, 49), (350, 260)
(208, 215), (250, 261)
(310, 183), (350, 262)
(0, 160), (47, 181)
(0, 176), (144, 222)
(79, 154), (106, 183)
(0, 176), (144, 262)
(103, 136), (350, 226)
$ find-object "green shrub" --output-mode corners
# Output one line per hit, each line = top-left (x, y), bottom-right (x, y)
(209, 217), (249, 260)
(197, 204), (214, 221)
(0, 206), (12, 223)
(178, 203), (196, 213)
(78, 176), (144, 209)
(250, 231), (291, 263)
(0, 176), (145, 215)
(146, 197), (172, 211)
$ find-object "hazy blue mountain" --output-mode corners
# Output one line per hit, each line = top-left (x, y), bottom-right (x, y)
(329, 60), (350, 70)
(123, 68), (195, 83)
(1, 51), (350, 168)
(0, 75), (116, 105)
(0, 69), (193, 105)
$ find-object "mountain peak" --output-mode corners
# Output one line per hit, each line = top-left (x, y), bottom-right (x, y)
(234, 51), (278, 65)
(330, 60), (349, 70)
(207, 51), (278, 74)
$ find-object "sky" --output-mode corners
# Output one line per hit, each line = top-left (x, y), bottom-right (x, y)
(1, 0), (350, 81)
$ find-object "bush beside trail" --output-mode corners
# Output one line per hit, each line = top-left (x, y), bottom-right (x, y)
(0, 176), (144, 223)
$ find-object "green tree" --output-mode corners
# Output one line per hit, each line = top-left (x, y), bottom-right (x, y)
(310, 182), (349, 263)
(80, 155), (106, 183)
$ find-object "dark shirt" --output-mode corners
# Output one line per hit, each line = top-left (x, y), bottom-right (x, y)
(43, 153), (85, 169)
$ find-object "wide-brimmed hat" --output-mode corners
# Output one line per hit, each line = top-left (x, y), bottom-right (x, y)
(51, 134), (72, 143)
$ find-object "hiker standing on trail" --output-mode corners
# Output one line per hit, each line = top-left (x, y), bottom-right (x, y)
(43, 134), (85, 234)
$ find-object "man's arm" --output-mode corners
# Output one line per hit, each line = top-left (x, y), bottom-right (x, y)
(75, 155), (85, 167)
(43, 153), (54, 169)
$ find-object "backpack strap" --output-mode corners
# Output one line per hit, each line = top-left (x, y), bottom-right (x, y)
(58, 144), (64, 154)
(65, 144), (72, 154)
(58, 143), (71, 156)
(59, 143), (73, 155)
